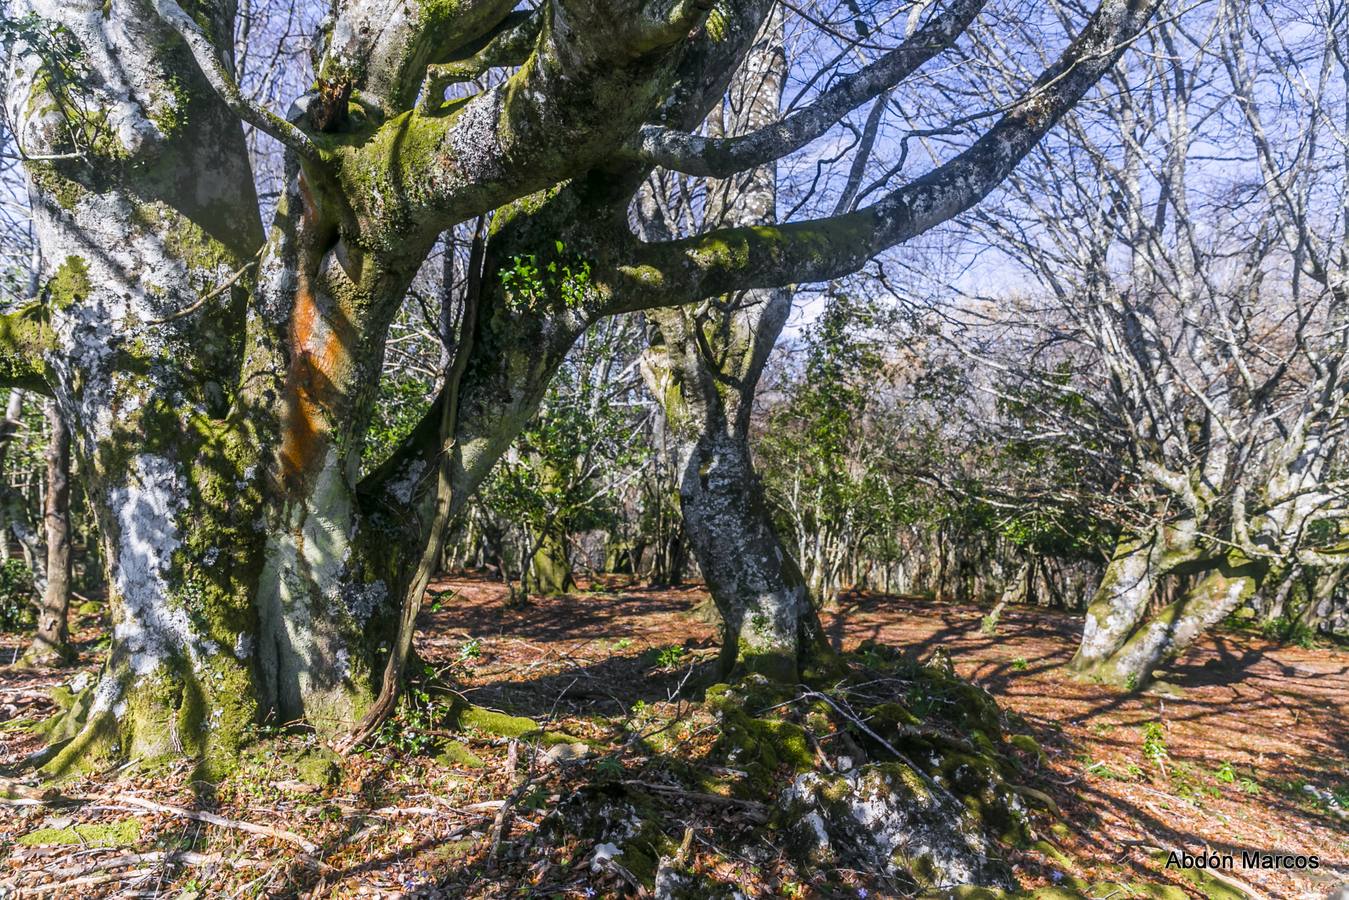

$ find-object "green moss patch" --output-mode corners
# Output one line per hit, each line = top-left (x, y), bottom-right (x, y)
(18, 818), (141, 847)
(445, 701), (581, 746)
(286, 744), (342, 788)
(433, 739), (485, 769)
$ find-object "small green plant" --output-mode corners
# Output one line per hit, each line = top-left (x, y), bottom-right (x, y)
(0, 559), (35, 632)
(1260, 616), (1318, 649)
(1125, 672), (1140, 691)
(1170, 761), (1218, 802)
(372, 681), (445, 756)
(1086, 760), (1124, 781)
(612, 637), (633, 652)
(1215, 761), (1236, 784)
(1011, 657), (1029, 671)
(457, 638), (483, 662)
(653, 645), (686, 668)
(905, 683), (939, 718)
(1141, 721), (1168, 773)
(501, 241), (594, 313)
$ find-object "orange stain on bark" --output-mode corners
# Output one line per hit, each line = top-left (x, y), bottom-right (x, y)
(279, 175), (350, 487)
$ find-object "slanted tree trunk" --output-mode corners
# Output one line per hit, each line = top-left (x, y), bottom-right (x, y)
(981, 559), (1031, 635)
(1069, 520), (1200, 680)
(22, 401), (73, 666)
(1081, 553), (1266, 688)
(640, 9), (826, 681)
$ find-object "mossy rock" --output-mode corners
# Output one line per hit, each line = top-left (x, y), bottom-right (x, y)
(651, 864), (746, 899)
(285, 744), (342, 788)
(433, 738), (485, 769)
(539, 783), (677, 886)
(18, 818), (141, 847)
(705, 680), (814, 798)
(783, 762), (1013, 892)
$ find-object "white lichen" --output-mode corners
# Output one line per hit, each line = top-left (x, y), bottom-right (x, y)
(387, 459), (426, 505)
(108, 454), (207, 675)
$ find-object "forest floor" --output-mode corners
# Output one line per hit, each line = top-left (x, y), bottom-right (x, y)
(1, 573), (1347, 899)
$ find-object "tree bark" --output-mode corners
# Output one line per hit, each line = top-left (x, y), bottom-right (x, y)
(640, 8), (826, 681)
(981, 559), (1030, 635)
(530, 528), (574, 595)
(1081, 553), (1266, 688)
(22, 400), (73, 666)
(1069, 521), (1199, 679)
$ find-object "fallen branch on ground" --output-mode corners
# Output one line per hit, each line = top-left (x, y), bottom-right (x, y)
(102, 794), (320, 855)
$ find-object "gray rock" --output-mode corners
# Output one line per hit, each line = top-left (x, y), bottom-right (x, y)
(543, 742), (594, 766)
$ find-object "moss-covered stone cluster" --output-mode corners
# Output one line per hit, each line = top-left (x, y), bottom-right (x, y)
(692, 647), (1059, 892)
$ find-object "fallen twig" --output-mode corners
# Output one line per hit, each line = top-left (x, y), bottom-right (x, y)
(18, 867), (155, 895)
(102, 794), (320, 855)
(42, 850), (262, 879)
(487, 740), (531, 867)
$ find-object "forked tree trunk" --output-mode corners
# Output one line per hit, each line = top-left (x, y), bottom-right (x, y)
(6, 4), (383, 775)
(1069, 520), (1200, 680)
(22, 401), (73, 666)
(640, 8), (826, 681)
(1079, 553), (1266, 688)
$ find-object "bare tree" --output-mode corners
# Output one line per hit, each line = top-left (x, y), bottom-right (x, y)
(959, 0), (1349, 687)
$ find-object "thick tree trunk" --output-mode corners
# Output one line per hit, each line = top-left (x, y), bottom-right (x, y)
(1069, 521), (1199, 679)
(531, 528), (574, 595)
(679, 428), (822, 679)
(639, 8), (826, 681)
(22, 401), (72, 666)
(1080, 554), (1266, 688)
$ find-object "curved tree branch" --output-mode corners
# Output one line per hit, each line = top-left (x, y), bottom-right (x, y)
(152, 0), (321, 160)
(629, 0), (988, 178)
(605, 0), (1163, 310)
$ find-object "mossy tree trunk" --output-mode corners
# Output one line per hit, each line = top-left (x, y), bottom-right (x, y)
(640, 9), (827, 681)
(1076, 553), (1267, 689)
(22, 400), (73, 666)
(1069, 521), (1200, 679)
(530, 528), (574, 595)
